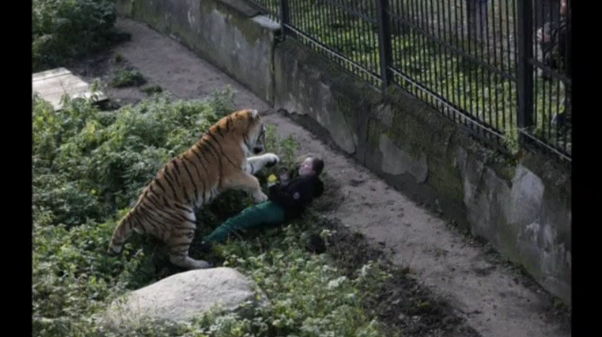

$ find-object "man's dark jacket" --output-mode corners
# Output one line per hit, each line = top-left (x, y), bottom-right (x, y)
(268, 173), (324, 219)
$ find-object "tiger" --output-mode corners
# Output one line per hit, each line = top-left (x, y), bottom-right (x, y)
(107, 108), (280, 270)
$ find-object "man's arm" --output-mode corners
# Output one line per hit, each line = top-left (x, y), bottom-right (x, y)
(269, 177), (318, 210)
(268, 183), (299, 209)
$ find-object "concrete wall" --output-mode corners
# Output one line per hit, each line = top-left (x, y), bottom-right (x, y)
(117, 0), (279, 103)
(116, 0), (572, 306)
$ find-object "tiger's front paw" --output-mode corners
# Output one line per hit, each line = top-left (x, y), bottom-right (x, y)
(265, 153), (280, 167)
(253, 191), (268, 203)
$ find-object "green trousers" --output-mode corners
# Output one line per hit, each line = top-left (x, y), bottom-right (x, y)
(203, 201), (286, 243)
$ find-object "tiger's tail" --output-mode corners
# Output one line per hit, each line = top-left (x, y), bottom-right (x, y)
(107, 209), (138, 256)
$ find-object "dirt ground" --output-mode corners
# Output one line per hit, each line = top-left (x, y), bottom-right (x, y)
(70, 18), (571, 337)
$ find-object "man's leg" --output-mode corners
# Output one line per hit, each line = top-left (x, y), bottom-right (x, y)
(203, 201), (286, 243)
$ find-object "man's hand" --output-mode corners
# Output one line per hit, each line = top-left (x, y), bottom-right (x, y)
(267, 174), (278, 188)
(537, 27), (550, 43)
(279, 168), (291, 186)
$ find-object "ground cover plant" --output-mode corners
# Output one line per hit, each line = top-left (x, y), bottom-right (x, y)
(32, 88), (408, 337)
(32, 0), (128, 72)
(110, 69), (147, 87)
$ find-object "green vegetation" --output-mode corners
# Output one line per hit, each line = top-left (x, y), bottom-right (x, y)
(255, 0), (570, 154)
(32, 0), (128, 72)
(33, 88), (397, 336)
(110, 69), (147, 87)
(141, 84), (164, 95)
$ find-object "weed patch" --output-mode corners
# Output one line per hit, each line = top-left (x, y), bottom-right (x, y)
(110, 69), (147, 87)
(141, 84), (164, 95)
(32, 0), (129, 72)
(32, 87), (398, 336)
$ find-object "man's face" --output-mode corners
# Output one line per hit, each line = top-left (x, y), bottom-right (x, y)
(299, 158), (315, 176)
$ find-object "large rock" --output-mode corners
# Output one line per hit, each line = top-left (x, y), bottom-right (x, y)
(104, 267), (269, 327)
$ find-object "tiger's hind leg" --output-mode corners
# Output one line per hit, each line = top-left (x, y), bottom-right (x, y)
(167, 229), (212, 270)
(164, 205), (212, 270)
(245, 153), (280, 175)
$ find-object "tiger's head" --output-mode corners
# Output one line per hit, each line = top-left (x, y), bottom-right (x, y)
(234, 109), (267, 156)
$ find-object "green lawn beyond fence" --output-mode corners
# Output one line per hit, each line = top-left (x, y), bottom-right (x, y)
(249, 0), (572, 161)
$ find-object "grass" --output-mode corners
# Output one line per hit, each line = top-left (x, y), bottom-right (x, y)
(141, 84), (164, 95)
(110, 69), (147, 88)
(32, 87), (404, 337)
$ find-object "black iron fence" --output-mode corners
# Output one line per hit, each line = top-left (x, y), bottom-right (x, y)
(248, 0), (571, 161)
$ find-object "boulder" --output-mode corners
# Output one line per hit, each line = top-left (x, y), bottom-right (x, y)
(104, 267), (269, 327)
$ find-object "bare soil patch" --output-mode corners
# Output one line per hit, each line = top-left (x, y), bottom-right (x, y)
(318, 217), (481, 337)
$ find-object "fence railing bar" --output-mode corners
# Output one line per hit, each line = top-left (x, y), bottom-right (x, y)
(531, 60), (572, 85)
(455, 123), (513, 155)
(246, 0), (570, 162)
(389, 12), (517, 82)
(516, 0), (535, 132)
(279, 0), (289, 37)
(376, 0), (393, 92)
(320, 0), (378, 23)
(389, 67), (506, 139)
(285, 24), (383, 83)
(519, 129), (572, 161)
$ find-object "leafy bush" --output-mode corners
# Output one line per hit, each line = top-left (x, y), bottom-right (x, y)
(207, 225), (388, 337)
(110, 69), (147, 87)
(33, 88), (392, 336)
(33, 87), (238, 335)
(32, 0), (124, 72)
(33, 88), (235, 227)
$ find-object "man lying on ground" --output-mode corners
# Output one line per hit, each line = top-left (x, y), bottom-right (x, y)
(199, 156), (325, 251)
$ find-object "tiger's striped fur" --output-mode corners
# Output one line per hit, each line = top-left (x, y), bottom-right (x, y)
(107, 109), (279, 270)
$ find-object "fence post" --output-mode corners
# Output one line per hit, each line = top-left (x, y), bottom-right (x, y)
(279, 0), (290, 40)
(376, 0), (393, 93)
(516, 0), (534, 139)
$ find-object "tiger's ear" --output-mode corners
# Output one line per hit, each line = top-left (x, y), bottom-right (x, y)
(252, 109), (265, 122)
